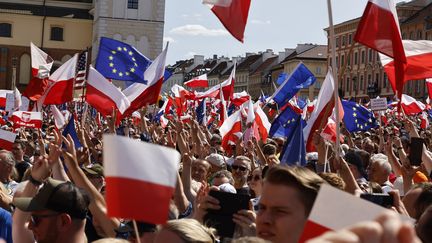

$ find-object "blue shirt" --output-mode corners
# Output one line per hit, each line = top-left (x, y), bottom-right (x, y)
(0, 207), (12, 243)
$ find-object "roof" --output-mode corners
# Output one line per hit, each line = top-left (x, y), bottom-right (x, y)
(402, 2), (432, 23)
(236, 54), (261, 71)
(295, 45), (327, 59)
(250, 56), (278, 76)
(208, 62), (228, 76)
(0, 2), (93, 19)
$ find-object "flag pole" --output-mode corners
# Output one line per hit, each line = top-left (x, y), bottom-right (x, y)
(327, 0), (341, 159)
(132, 220), (142, 243)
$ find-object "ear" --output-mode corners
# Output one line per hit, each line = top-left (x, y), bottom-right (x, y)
(57, 213), (73, 231)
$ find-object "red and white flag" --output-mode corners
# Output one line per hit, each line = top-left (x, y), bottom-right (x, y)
(103, 134), (180, 224)
(299, 184), (412, 242)
(50, 105), (66, 130)
(203, 0), (251, 43)
(421, 111), (429, 129)
(220, 109), (242, 151)
(0, 129), (16, 151)
(11, 111), (42, 129)
(354, 0), (406, 62)
(41, 54), (77, 105)
(122, 45), (168, 117)
(231, 91), (250, 106)
(380, 40), (432, 94)
(86, 66), (131, 116)
(218, 85), (228, 127)
(303, 69), (337, 152)
(427, 78), (432, 101)
(0, 90), (12, 108)
(184, 73), (209, 88)
(254, 102), (271, 142)
(195, 63), (236, 100)
(401, 94), (425, 115)
(30, 42), (54, 79)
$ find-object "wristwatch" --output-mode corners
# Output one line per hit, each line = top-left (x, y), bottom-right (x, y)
(28, 175), (42, 186)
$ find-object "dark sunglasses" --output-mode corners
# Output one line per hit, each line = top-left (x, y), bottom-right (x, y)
(232, 165), (248, 172)
(30, 213), (60, 226)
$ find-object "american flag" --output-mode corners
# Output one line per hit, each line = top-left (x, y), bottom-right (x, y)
(75, 51), (87, 89)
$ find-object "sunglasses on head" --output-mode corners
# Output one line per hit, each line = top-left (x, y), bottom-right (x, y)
(30, 213), (60, 226)
(232, 165), (248, 172)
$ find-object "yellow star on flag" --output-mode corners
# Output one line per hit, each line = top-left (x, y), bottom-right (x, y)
(128, 51), (133, 56)
(119, 72), (123, 77)
(112, 69), (117, 73)
(130, 67), (135, 73)
(117, 47), (122, 51)
(109, 63), (114, 67)
(109, 56), (113, 60)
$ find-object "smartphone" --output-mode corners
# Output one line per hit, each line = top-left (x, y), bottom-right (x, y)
(204, 190), (250, 238)
(360, 193), (394, 208)
(409, 137), (424, 166)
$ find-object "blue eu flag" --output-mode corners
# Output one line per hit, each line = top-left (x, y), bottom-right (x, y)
(62, 117), (82, 149)
(269, 106), (306, 138)
(95, 37), (151, 84)
(279, 116), (306, 166)
(342, 100), (379, 133)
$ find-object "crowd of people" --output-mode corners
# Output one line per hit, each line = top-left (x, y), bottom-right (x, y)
(0, 101), (431, 243)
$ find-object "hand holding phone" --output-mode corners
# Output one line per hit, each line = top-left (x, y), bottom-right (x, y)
(409, 137), (424, 166)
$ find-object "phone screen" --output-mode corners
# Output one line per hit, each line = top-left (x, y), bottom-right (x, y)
(204, 190), (250, 238)
(409, 137), (424, 166)
(360, 193), (394, 208)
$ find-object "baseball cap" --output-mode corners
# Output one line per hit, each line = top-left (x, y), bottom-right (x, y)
(205, 153), (225, 167)
(82, 163), (104, 177)
(14, 178), (90, 219)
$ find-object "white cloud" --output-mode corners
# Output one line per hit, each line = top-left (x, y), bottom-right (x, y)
(250, 19), (271, 25)
(185, 51), (197, 58)
(181, 14), (189, 18)
(163, 36), (176, 44)
(170, 24), (229, 37)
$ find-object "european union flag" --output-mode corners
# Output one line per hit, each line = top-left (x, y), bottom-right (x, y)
(95, 37), (151, 84)
(269, 106), (305, 138)
(272, 63), (316, 108)
(342, 100), (379, 133)
(279, 116), (306, 166)
(62, 117), (82, 149)
(196, 98), (207, 125)
(276, 72), (288, 85)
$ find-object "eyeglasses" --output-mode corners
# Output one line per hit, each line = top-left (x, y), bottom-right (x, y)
(30, 213), (60, 226)
(232, 165), (248, 172)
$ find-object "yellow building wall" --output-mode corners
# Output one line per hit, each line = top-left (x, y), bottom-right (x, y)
(0, 13), (92, 50)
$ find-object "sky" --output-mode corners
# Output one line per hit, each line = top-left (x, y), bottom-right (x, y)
(163, 0), (406, 65)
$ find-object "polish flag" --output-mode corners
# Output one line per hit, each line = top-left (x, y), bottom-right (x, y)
(203, 0), (251, 43)
(184, 74), (209, 88)
(299, 184), (412, 242)
(103, 134), (180, 224)
(307, 99), (316, 113)
(427, 78), (432, 100)
(30, 42), (54, 78)
(0, 90), (12, 108)
(401, 94), (425, 115)
(380, 40), (432, 94)
(218, 85), (228, 127)
(220, 109), (242, 151)
(180, 115), (192, 124)
(254, 102), (271, 141)
(50, 105), (66, 130)
(171, 84), (194, 116)
(0, 129), (16, 151)
(231, 91), (250, 106)
(122, 45), (168, 118)
(86, 66), (131, 117)
(41, 54), (77, 105)
(11, 111), (42, 129)
(420, 111), (429, 129)
(354, 0), (406, 62)
(195, 63), (236, 100)
(160, 115), (169, 128)
(303, 69), (336, 152)
(246, 99), (255, 125)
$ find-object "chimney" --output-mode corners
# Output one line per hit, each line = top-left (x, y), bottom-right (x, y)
(194, 55), (204, 65)
(245, 52), (255, 57)
(213, 54), (218, 59)
(262, 49), (274, 61)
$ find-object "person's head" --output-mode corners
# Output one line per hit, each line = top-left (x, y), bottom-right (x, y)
(205, 153), (227, 174)
(344, 149), (367, 179)
(191, 159), (211, 182)
(318, 172), (345, 190)
(115, 220), (157, 243)
(232, 156), (252, 188)
(367, 158), (391, 185)
(82, 163), (105, 192)
(14, 178), (90, 243)
(416, 205), (432, 243)
(262, 144), (277, 158)
(0, 150), (15, 181)
(256, 165), (325, 243)
(402, 182), (432, 220)
(273, 137), (285, 154)
(354, 136), (363, 148)
(154, 219), (216, 243)
(211, 170), (234, 187)
(248, 167), (263, 196)
(362, 138), (375, 154)
(12, 140), (25, 161)
(210, 134), (222, 147)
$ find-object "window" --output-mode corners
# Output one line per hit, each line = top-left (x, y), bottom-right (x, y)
(128, 0), (138, 9)
(341, 55), (345, 67)
(361, 50), (365, 64)
(342, 35), (346, 46)
(316, 67), (321, 74)
(347, 53), (351, 66)
(50, 27), (63, 41)
(375, 73), (379, 84)
(417, 30), (422, 40)
(346, 77), (350, 92)
(336, 37), (339, 48)
(360, 75), (364, 90)
(348, 34), (352, 44)
(368, 49), (373, 62)
(354, 52), (358, 65)
(0, 23), (11, 37)
(415, 81), (420, 93)
(336, 56), (339, 68)
(19, 54), (31, 84)
(368, 74), (372, 85)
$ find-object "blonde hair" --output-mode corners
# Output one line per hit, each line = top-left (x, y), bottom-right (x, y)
(162, 219), (216, 243)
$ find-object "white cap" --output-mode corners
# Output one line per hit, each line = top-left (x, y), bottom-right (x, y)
(205, 153), (225, 167)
